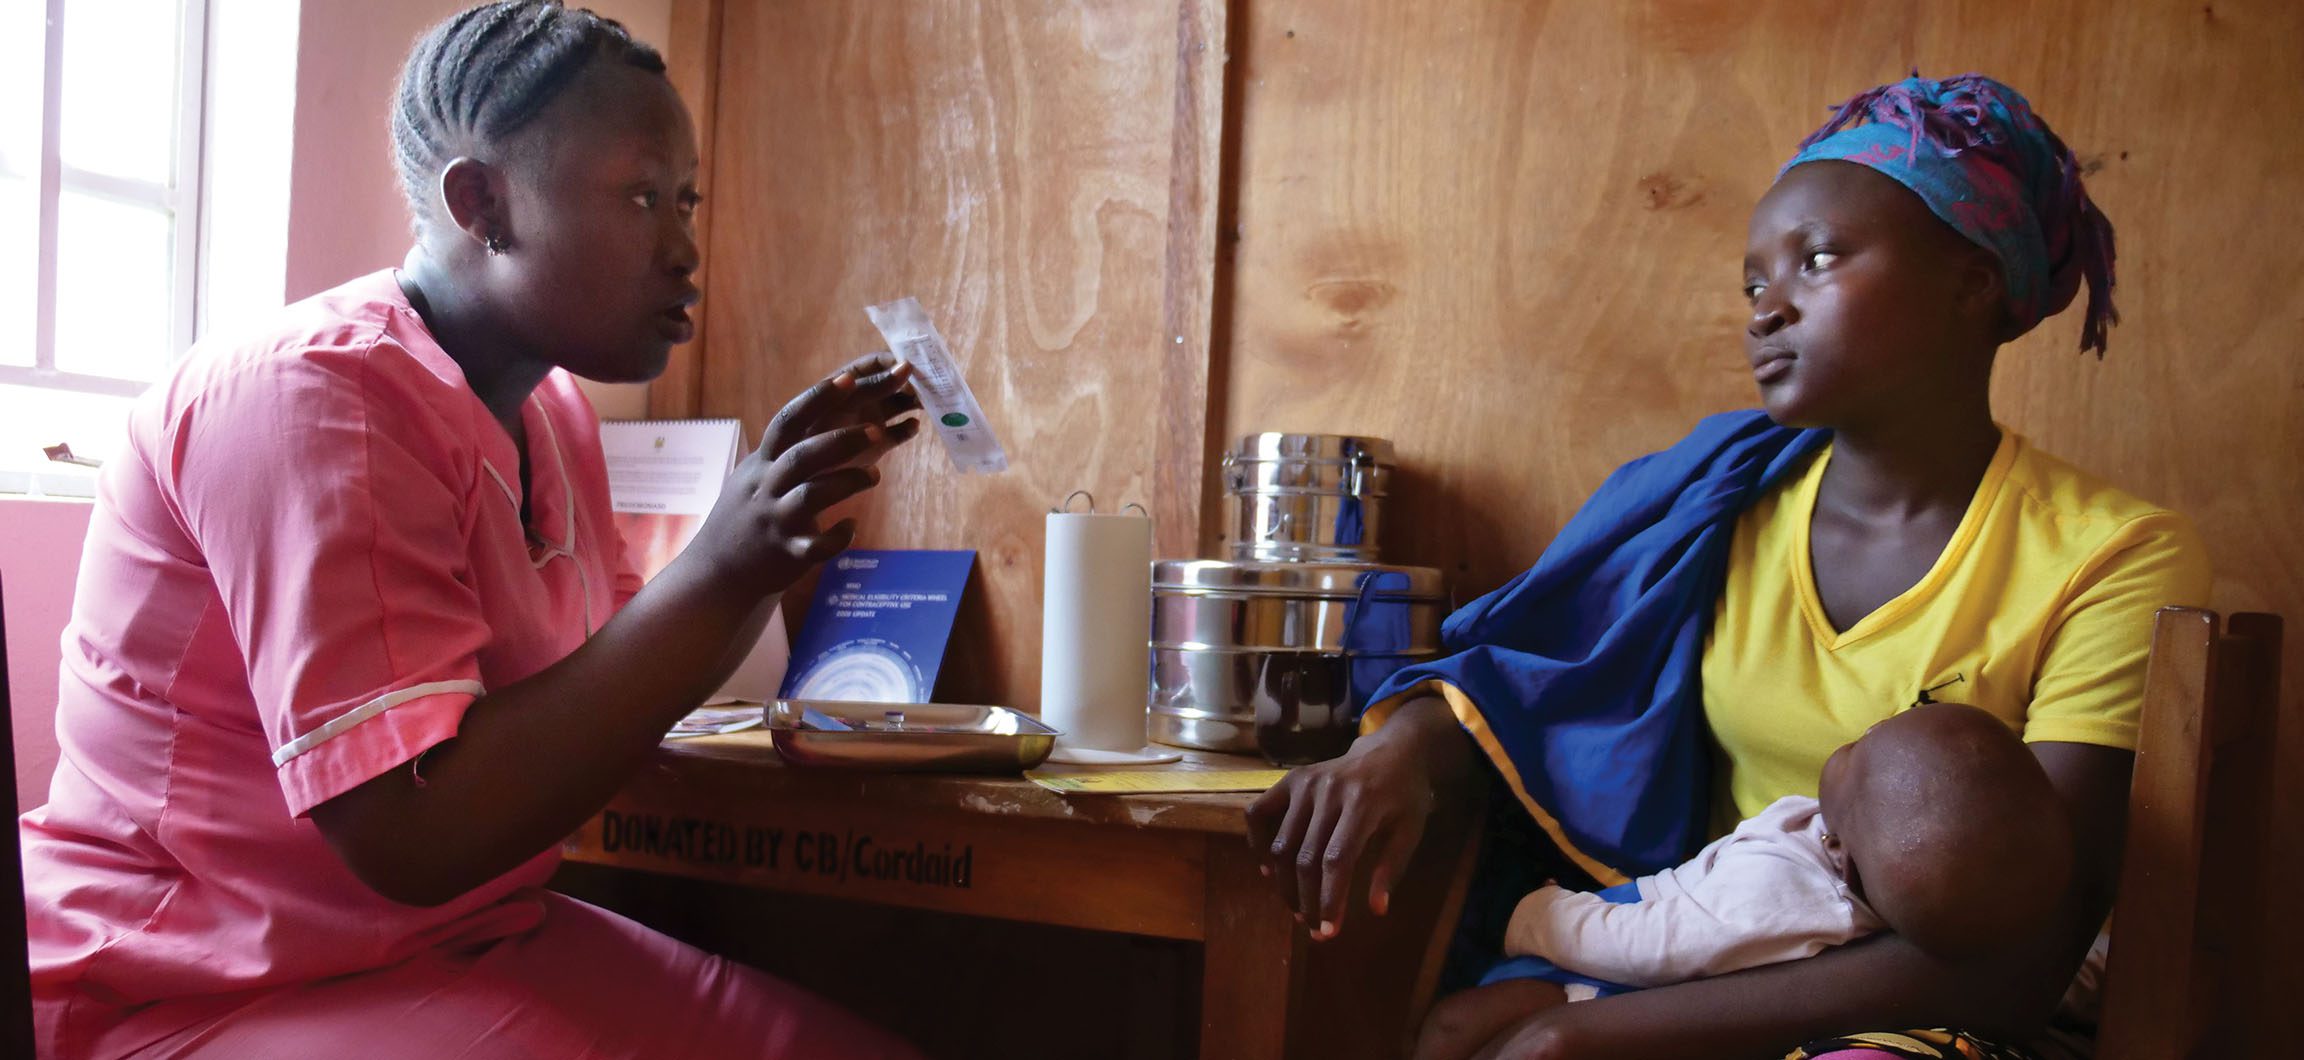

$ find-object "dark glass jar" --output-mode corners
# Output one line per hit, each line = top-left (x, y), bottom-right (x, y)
(1249, 651), (1357, 765)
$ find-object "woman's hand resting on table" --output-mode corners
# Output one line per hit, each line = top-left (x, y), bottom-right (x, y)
(1245, 696), (1479, 940)
(679, 352), (921, 598)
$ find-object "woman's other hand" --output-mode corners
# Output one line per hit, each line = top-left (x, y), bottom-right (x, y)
(683, 352), (921, 596)
(1244, 695), (1479, 940)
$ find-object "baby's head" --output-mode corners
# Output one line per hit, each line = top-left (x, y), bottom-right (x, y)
(1817, 703), (2073, 961)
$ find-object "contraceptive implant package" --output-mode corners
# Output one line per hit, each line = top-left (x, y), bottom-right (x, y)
(865, 297), (1008, 474)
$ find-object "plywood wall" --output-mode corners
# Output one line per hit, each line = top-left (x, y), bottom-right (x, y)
(671, 0), (1220, 710)
(668, 0), (2299, 1028)
(1221, 0), (2302, 604)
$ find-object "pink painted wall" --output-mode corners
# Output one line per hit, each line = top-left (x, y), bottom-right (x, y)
(0, 499), (90, 812)
(284, 0), (472, 302)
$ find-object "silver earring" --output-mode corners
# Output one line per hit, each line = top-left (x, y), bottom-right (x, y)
(483, 233), (509, 255)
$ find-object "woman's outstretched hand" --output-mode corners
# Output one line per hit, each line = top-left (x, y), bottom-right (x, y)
(685, 352), (921, 596)
(1245, 696), (1477, 940)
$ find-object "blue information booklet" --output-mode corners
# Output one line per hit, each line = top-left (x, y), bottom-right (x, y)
(779, 549), (976, 703)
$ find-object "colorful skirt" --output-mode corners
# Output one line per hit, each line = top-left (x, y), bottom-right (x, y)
(1789, 1029), (2040, 1059)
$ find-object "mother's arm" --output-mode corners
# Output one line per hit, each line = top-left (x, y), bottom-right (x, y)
(1476, 741), (2130, 1060)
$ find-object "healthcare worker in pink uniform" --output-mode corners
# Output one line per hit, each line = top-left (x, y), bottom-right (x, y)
(20, 3), (925, 1055)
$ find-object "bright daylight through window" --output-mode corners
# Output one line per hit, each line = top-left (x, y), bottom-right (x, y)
(2, 0), (207, 496)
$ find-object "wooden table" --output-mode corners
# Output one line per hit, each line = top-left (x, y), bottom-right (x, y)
(561, 732), (1479, 1059)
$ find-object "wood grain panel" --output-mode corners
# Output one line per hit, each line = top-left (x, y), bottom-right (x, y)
(1164, 0), (1236, 574)
(1222, 0), (2299, 598)
(695, 1), (1215, 711)
(650, 0), (721, 419)
(1220, 0), (2304, 1039)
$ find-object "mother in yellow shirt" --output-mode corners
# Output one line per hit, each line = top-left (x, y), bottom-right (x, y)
(1248, 74), (2209, 1060)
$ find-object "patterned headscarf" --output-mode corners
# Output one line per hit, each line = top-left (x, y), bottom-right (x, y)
(1780, 74), (2119, 355)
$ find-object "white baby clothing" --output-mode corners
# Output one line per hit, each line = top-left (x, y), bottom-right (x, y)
(1504, 795), (1884, 988)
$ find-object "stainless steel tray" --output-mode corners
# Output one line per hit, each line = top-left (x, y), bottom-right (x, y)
(764, 700), (1058, 772)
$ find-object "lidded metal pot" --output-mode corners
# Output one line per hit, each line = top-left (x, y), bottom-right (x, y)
(1223, 433), (1392, 562)
(1150, 434), (1446, 765)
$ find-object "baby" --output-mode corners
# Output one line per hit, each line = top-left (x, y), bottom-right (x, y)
(1414, 703), (2075, 1060)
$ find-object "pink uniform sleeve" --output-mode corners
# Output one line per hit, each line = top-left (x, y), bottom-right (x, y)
(609, 522), (647, 612)
(160, 342), (495, 817)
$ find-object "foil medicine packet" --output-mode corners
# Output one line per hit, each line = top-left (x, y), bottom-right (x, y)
(865, 297), (1008, 474)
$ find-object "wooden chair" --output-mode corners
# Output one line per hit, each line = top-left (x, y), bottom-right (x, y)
(1, 575), (37, 1057)
(2098, 607), (2283, 1059)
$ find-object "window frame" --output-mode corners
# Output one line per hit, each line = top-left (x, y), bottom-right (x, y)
(0, 0), (211, 399)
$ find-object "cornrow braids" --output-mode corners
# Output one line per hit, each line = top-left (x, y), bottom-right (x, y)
(391, 1), (666, 227)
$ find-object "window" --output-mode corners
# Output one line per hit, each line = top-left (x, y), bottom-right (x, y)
(1, 0), (209, 495)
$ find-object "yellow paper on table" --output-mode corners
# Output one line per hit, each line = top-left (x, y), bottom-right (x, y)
(1025, 769), (1288, 795)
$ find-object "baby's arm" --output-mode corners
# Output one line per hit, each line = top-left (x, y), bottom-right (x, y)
(1504, 884), (1694, 987)
(1505, 861), (1866, 987)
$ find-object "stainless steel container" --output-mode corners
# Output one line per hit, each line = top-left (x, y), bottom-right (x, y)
(1149, 559), (1445, 761)
(1223, 433), (1394, 563)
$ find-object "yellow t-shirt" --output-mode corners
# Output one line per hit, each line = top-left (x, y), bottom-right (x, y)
(1701, 429), (2212, 832)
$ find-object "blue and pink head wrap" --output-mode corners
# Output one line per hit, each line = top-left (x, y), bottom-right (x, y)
(1780, 74), (2119, 355)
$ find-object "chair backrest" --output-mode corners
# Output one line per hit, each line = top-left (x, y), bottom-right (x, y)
(0, 574), (35, 1057)
(2098, 607), (2283, 1059)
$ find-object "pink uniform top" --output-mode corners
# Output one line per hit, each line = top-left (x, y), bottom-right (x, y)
(22, 270), (644, 1047)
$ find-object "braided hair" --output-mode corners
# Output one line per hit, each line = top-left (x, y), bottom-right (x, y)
(391, 1), (666, 227)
